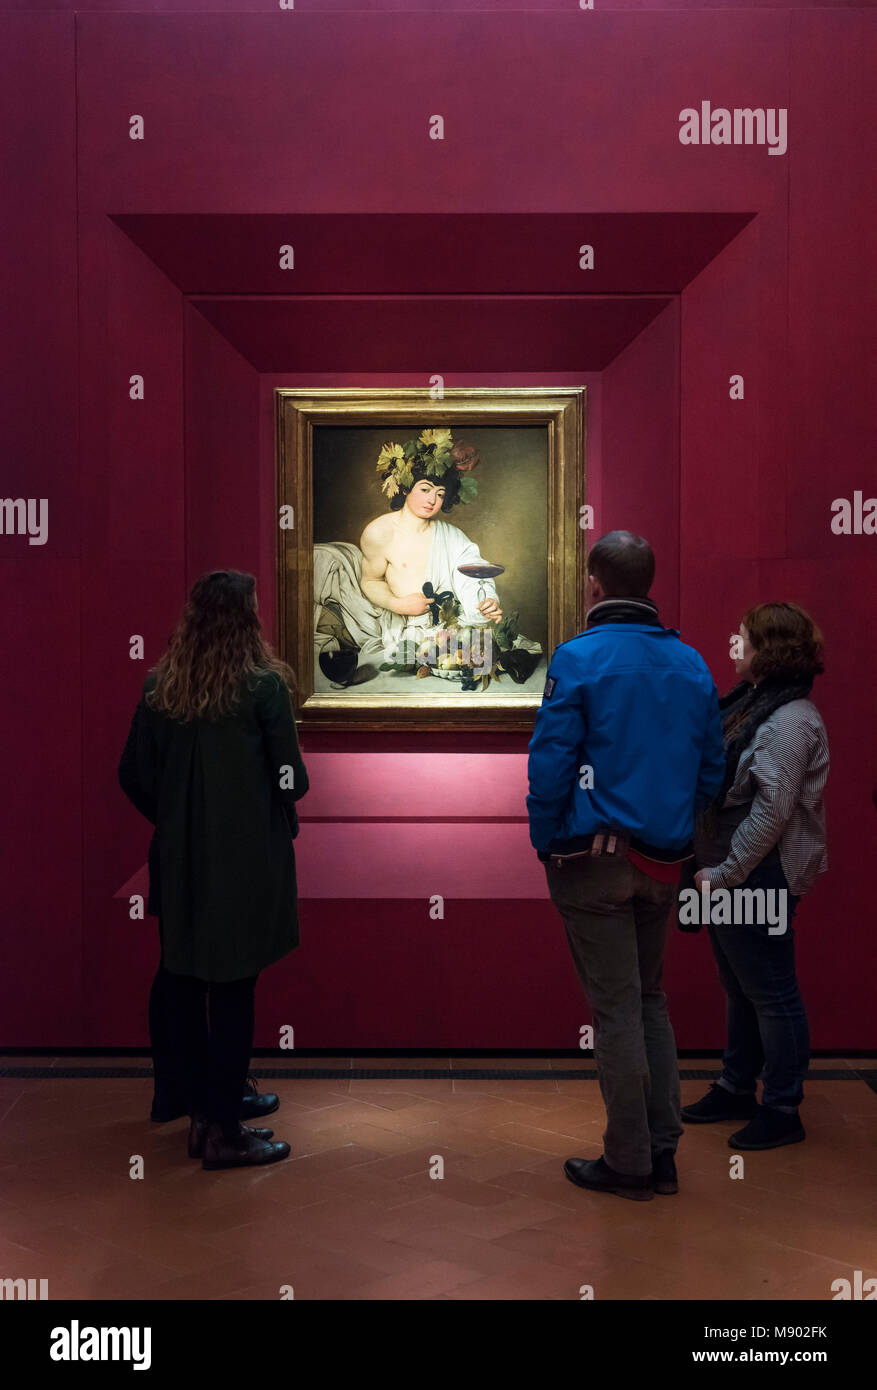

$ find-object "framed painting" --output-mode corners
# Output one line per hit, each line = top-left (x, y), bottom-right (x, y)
(275, 387), (586, 730)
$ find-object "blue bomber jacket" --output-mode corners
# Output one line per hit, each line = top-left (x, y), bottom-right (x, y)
(527, 620), (726, 855)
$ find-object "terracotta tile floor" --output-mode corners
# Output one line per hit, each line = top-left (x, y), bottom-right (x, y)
(0, 1061), (875, 1300)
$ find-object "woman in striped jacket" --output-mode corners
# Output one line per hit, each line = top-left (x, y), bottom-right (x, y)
(683, 603), (828, 1151)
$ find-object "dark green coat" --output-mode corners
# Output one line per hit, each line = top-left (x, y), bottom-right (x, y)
(119, 670), (309, 982)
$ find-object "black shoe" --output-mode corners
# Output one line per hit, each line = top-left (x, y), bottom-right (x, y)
(681, 1082), (758, 1124)
(651, 1150), (678, 1195)
(729, 1105), (805, 1150)
(240, 1074), (279, 1122)
(563, 1155), (654, 1202)
(201, 1123), (291, 1170)
(188, 1116), (274, 1159)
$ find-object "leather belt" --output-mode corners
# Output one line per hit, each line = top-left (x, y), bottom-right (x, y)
(545, 830), (630, 867)
(543, 830), (693, 869)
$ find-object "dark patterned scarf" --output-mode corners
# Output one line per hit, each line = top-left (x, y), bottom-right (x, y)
(713, 674), (814, 809)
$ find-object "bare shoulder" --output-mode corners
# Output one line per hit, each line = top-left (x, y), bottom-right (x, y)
(360, 513), (393, 551)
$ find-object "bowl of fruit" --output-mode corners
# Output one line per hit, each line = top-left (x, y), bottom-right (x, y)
(415, 627), (490, 682)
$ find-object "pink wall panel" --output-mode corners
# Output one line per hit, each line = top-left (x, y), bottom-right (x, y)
(192, 296), (671, 373)
(295, 823), (546, 900)
(602, 302), (680, 626)
(298, 754), (532, 819)
(73, 12), (790, 215)
(185, 306), (260, 587)
(254, 898), (585, 1052)
(0, 16), (82, 1044)
(681, 217), (764, 565)
(0, 14), (78, 560)
(0, 562), (83, 1043)
(787, 12), (875, 560)
(77, 218), (187, 1044)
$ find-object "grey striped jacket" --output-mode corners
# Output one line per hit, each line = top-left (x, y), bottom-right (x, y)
(706, 699), (829, 895)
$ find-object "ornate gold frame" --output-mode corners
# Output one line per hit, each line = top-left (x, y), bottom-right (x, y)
(275, 387), (586, 730)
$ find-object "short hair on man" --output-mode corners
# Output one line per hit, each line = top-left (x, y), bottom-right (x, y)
(587, 530), (655, 598)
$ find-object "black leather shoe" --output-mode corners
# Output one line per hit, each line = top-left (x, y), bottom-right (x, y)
(188, 1117), (274, 1159)
(563, 1155), (654, 1201)
(651, 1150), (678, 1195)
(201, 1122), (290, 1170)
(240, 1074), (279, 1121)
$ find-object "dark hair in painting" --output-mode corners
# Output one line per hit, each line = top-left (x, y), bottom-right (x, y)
(389, 458), (464, 513)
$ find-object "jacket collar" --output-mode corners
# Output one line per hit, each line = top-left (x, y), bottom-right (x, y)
(586, 597), (662, 628)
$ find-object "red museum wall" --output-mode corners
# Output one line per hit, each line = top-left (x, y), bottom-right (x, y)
(0, 3), (874, 1049)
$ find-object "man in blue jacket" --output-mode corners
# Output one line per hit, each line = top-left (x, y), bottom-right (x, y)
(527, 530), (725, 1201)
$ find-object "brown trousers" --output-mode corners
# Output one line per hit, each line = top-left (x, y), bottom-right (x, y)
(545, 854), (683, 1175)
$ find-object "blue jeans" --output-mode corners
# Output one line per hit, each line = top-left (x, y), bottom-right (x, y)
(707, 862), (810, 1111)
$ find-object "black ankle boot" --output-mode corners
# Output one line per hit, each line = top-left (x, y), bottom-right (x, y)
(201, 1122), (290, 1170)
(240, 1074), (279, 1121)
(729, 1106), (805, 1150)
(681, 1082), (758, 1124)
(188, 1116), (275, 1159)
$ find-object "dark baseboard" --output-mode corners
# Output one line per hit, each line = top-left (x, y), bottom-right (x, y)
(2, 1046), (875, 1058)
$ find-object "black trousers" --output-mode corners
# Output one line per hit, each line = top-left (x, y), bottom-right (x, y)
(149, 922), (258, 1137)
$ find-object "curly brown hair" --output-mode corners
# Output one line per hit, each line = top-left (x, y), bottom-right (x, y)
(147, 569), (297, 721)
(742, 602), (824, 682)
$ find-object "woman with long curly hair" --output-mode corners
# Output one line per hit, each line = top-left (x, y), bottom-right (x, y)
(683, 602), (828, 1151)
(119, 570), (308, 1169)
